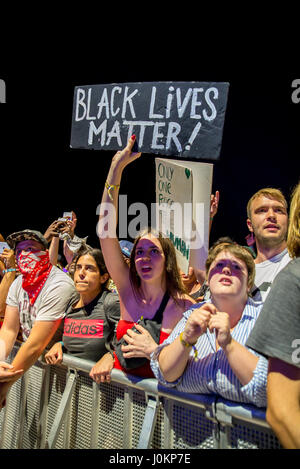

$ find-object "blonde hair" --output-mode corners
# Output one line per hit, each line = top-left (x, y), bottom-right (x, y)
(247, 188), (287, 219)
(287, 181), (300, 258)
(206, 242), (256, 292)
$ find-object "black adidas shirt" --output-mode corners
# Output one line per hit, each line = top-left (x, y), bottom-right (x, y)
(63, 289), (120, 362)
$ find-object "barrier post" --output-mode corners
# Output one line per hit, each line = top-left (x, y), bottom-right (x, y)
(137, 393), (160, 449)
(45, 369), (77, 449)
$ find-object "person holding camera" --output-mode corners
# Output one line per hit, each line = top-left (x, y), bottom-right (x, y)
(44, 213), (91, 277)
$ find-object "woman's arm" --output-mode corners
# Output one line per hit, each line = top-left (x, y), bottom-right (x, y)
(44, 341), (63, 365)
(158, 304), (214, 382)
(49, 237), (59, 266)
(0, 249), (16, 317)
(98, 136), (141, 293)
(89, 352), (114, 383)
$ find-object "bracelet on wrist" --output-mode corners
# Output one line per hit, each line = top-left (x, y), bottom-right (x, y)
(105, 181), (120, 201)
(2, 268), (17, 274)
(180, 332), (198, 360)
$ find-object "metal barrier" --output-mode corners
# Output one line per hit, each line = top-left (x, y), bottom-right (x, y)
(0, 344), (282, 449)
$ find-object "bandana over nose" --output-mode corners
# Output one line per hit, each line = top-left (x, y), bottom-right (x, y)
(18, 251), (52, 305)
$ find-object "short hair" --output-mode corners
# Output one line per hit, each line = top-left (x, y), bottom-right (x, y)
(210, 236), (236, 249)
(246, 188), (288, 219)
(205, 242), (256, 291)
(287, 181), (300, 258)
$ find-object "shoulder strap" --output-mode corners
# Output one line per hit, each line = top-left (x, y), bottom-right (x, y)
(152, 291), (170, 324)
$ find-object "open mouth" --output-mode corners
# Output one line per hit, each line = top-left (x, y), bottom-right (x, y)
(141, 266), (152, 273)
(219, 277), (232, 285)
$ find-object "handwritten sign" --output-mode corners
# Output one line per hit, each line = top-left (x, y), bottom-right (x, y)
(155, 158), (213, 273)
(70, 82), (229, 160)
(156, 159), (193, 273)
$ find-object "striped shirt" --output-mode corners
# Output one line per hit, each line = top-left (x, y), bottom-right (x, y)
(150, 298), (268, 408)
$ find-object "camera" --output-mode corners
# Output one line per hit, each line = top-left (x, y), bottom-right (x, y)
(56, 217), (68, 232)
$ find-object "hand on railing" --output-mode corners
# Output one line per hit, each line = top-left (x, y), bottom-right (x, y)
(89, 352), (114, 384)
(45, 342), (63, 365)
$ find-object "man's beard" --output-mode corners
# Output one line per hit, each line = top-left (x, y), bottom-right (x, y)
(255, 231), (287, 249)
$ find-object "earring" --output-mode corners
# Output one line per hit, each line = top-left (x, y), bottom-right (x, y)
(245, 232), (256, 246)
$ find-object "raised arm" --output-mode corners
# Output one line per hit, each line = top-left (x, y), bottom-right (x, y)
(98, 136), (141, 293)
(0, 249), (17, 317)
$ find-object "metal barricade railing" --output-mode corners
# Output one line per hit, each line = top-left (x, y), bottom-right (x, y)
(0, 345), (282, 449)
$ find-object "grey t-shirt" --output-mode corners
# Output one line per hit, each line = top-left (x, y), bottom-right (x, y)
(247, 257), (300, 367)
(6, 266), (78, 342)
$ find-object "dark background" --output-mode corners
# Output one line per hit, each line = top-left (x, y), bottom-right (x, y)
(1, 35), (299, 254)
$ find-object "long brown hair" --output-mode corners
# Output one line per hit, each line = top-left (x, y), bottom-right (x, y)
(129, 228), (186, 303)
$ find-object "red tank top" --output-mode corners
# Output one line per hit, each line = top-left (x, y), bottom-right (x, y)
(113, 319), (170, 378)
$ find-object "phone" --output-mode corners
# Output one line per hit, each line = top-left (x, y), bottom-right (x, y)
(0, 242), (10, 254)
(63, 212), (73, 221)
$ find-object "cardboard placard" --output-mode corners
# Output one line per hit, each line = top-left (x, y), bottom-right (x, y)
(155, 158), (213, 273)
(71, 81), (229, 160)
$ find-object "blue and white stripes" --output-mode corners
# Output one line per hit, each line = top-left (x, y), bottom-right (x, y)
(150, 299), (268, 408)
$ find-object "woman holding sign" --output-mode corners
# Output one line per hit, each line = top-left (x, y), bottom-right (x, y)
(93, 136), (195, 382)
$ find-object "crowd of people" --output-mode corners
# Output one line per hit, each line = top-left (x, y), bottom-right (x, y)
(0, 136), (299, 448)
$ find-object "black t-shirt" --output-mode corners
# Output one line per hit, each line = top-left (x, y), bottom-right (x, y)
(63, 289), (120, 362)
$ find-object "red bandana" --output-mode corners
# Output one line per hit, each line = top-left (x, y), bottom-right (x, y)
(18, 250), (52, 305)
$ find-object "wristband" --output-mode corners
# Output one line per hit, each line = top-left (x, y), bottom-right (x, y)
(2, 268), (17, 274)
(180, 332), (198, 360)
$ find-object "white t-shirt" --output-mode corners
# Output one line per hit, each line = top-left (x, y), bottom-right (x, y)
(6, 266), (78, 341)
(251, 248), (291, 303)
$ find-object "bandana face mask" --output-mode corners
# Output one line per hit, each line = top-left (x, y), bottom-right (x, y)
(17, 250), (52, 305)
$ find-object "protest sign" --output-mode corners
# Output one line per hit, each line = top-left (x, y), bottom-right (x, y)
(70, 81), (229, 160)
(155, 158), (213, 273)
